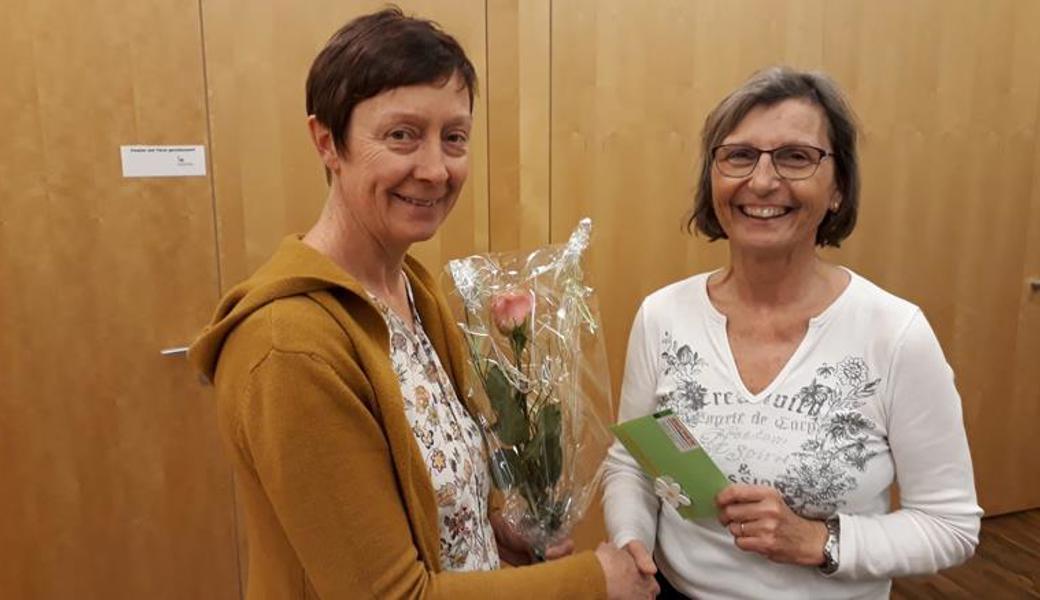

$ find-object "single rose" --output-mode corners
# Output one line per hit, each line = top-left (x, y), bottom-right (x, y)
(490, 289), (534, 335)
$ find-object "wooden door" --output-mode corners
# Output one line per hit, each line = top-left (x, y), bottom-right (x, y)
(0, 1), (240, 598)
(548, 0), (1040, 516)
(1019, 130), (1040, 509)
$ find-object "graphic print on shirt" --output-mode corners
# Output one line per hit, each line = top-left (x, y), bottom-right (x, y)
(656, 332), (883, 519)
(658, 331), (709, 421)
(774, 357), (882, 517)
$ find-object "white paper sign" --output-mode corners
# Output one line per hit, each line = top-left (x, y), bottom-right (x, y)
(120, 145), (207, 177)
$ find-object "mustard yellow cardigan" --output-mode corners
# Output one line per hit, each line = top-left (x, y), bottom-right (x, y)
(189, 236), (606, 599)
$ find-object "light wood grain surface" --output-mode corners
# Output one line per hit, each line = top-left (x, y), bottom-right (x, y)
(0, 1), (239, 597)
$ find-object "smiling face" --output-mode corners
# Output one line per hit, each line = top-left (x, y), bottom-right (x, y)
(710, 98), (840, 256)
(319, 72), (472, 255)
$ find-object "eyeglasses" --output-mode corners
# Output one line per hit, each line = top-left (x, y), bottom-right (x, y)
(712, 144), (833, 180)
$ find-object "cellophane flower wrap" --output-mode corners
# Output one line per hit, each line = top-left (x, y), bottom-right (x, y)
(445, 218), (613, 558)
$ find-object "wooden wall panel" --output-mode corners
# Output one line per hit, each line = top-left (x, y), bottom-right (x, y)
(203, 0), (490, 289)
(819, 0), (1040, 515)
(487, 0), (552, 251)
(550, 0), (825, 410)
(1016, 99), (1040, 511)
(549, 0), (1040, 517)
(1010, 4), (1040, 512)
(0, 1), (239, 598)
(547, 0), (830, 550)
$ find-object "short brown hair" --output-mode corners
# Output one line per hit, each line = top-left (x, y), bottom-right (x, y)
(305, 6), (478, 152)
(687, 67), (860, 247)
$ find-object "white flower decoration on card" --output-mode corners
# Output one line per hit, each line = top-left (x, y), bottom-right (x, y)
(654, 475), (691, 509)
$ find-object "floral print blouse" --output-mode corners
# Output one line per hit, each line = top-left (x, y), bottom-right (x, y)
(367, 282), (500, 572)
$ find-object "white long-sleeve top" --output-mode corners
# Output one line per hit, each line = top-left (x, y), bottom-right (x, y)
(603, 269), (981, 599)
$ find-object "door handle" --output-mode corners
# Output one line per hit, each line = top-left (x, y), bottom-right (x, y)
(160, 346), (189, 357)
(1030, 279), (1040, 293)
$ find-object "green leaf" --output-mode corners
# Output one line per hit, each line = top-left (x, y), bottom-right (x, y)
(540, 404), (563, 485)
(521, 403), (563, 492)
(485, 363), (528, 446)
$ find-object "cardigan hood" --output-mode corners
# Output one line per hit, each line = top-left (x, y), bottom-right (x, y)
(188, 235), (465, 386)
(189, 236), (379, 382)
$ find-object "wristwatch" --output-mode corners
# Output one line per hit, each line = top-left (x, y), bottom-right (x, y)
(820, 515), (841, 575)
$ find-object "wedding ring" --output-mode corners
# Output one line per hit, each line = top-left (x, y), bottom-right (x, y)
(739, 522), (745, 536)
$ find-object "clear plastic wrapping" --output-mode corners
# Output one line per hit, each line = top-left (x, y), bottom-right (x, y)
(445, 218), (614, 558)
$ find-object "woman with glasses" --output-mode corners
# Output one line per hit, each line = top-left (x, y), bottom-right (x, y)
(602, 67), (981, 599)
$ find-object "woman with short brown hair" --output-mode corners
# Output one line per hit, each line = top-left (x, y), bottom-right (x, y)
(191, 8), (655, 599)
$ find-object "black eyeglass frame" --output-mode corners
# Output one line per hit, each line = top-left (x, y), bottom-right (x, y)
(711, 144), (835, 181)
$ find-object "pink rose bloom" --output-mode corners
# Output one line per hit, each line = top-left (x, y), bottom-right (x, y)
(490, 290), (534, 335)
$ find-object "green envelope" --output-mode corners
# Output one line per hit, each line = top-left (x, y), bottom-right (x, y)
(611, 409), (731, 520)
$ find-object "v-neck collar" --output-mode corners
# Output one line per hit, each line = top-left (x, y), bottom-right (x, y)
(697, 268), (858, 401)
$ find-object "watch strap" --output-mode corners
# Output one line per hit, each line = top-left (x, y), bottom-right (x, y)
(820, 515), (841, 575)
